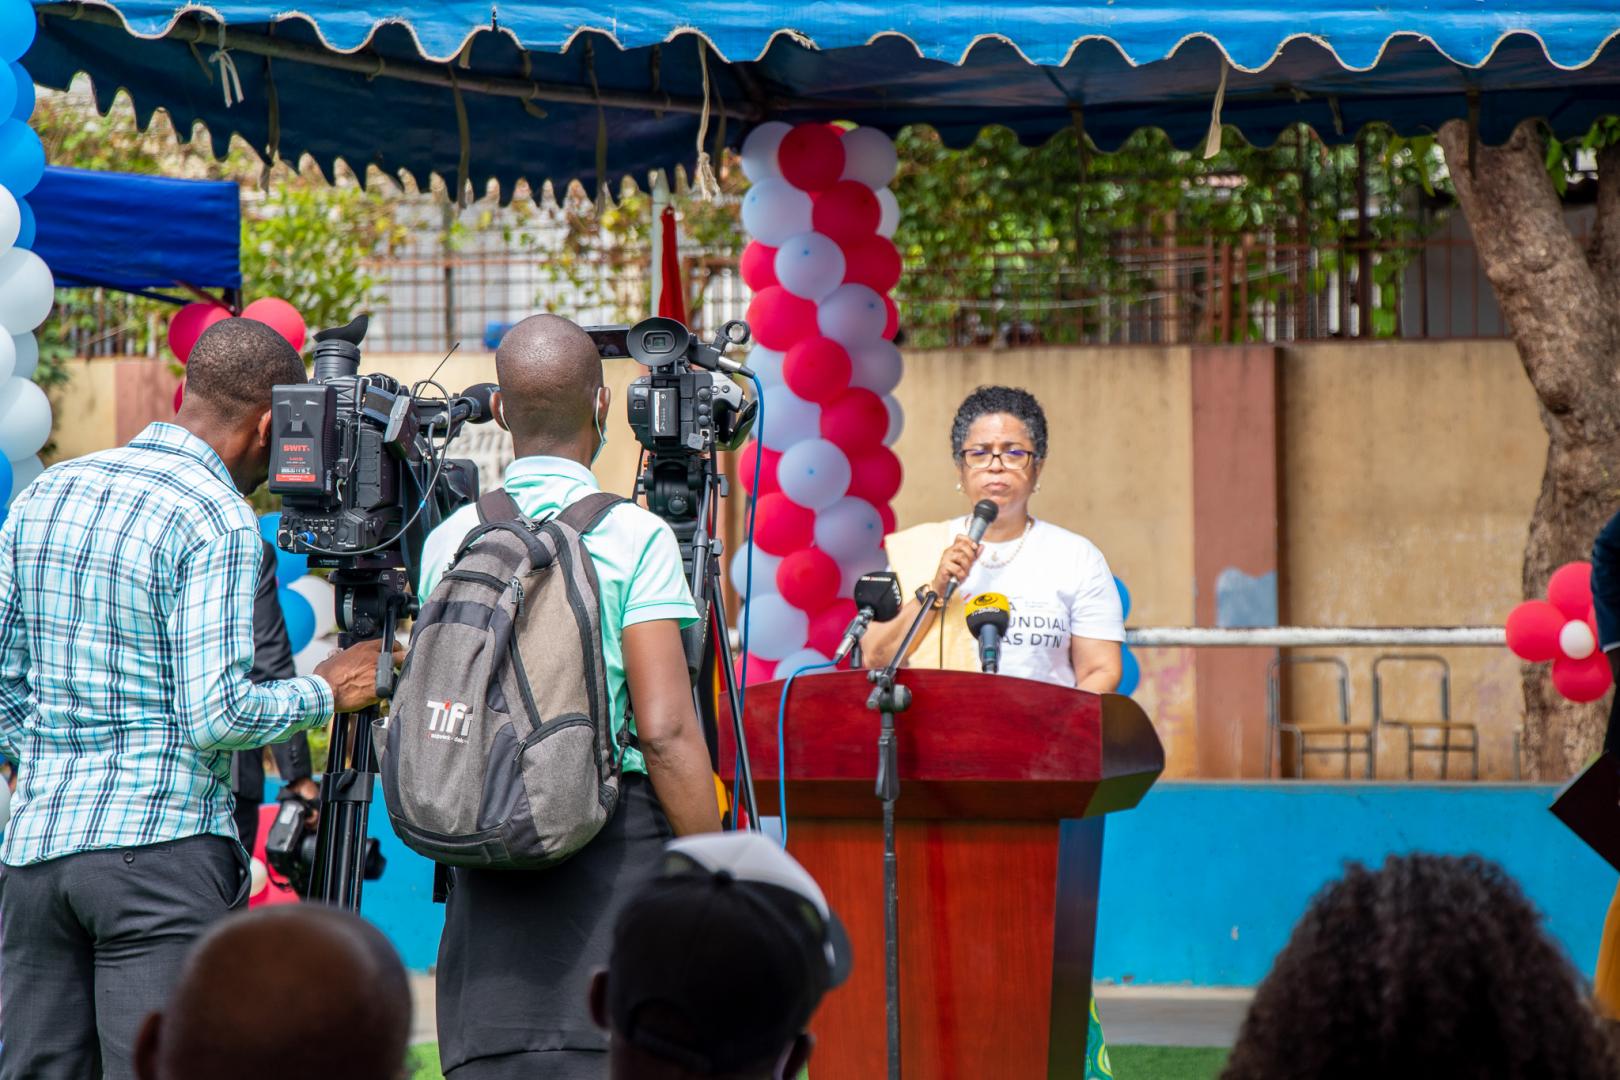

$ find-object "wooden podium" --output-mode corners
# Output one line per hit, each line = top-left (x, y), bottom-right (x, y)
(719, 669), (1164, 1079)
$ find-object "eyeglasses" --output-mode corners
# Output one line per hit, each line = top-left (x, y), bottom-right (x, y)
(959, 447), (1036, 471)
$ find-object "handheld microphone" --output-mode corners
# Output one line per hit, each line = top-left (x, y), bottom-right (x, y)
(832, 572), (904, 665)
(964, 592), (1012, 674)
(942, 499), (999, 604)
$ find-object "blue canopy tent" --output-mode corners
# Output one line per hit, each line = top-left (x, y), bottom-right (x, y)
(21, 2), (1620, 201)
(27, 164), (240, 300)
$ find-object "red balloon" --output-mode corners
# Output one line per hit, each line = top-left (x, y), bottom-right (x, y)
(777, 548), (841, 612)
(876, 501), (896, 538)
(173, 380), (185, 414)
(739, 653), (777, 687)
(843, 234), (902, 293)
(753, 493), (816, 555)
(740, 242), (779, 291)
(242, 297), (307, 352)
(1505, 600), (1564, 662)
(746, 286), (820, 351)
(168, 302), (229, 363)
(783, 337), (852, 405)
(1547, 562), (1593, 619)
(821, 388), (889, 449)
(848, 447), (903, 505)
(808, 598), (858, 658)
(1553, 651), (1613, 702)
(812, 180), (881, 245)
(778, 123), (846, 192)
(881, 294), (899, 340)
(738, 443), (782, 496)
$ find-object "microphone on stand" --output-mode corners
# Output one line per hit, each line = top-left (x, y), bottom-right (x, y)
(964, 592), (1012, 674)
(942, 499), (999, 605)
(832, 572), (904, 666)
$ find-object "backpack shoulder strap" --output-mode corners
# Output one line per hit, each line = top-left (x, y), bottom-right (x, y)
(476, 488), (524, 525)
(556, 492), (625, 536)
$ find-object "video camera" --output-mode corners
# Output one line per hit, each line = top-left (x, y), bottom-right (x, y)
(267, 314), (491, 575)
(264, 792), (385, 897)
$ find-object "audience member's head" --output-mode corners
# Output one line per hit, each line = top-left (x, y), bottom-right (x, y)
(134, 905), (411, 1080)
(1222, 853), (1617, 1079)
(493, 313), (609, 463)
(591, 833), (851, 1079)
(177, 317), (307, 493)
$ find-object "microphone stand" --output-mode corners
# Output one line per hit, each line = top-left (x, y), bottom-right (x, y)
(865, 584), (940, 1080)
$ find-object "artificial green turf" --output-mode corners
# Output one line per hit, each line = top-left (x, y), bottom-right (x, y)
(409, 1042), (1228, 1078)
(1109, 1044), (1230, 1079)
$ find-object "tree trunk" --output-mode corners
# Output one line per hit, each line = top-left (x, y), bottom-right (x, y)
(1437, 121), (1620, 779)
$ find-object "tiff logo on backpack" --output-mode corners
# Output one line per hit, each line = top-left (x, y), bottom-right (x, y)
(426, 699), (473, 743)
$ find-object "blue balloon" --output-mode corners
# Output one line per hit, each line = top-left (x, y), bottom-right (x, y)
(258, 511), (308, 582)
(0, 455), (11, 530)
(1114, 576), (1132, 621)
(0, 0), (34, 65)
(278, 586), (316, 653)
(14, 196), (31, 249)
(0, 119), (44, 197)
(0, 62), (14, 123)
(1118, 643), (1140, 697)
(9, 62), (32, 122)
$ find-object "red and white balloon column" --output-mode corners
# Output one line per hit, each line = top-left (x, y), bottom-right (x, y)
(734, 122), (905, 682)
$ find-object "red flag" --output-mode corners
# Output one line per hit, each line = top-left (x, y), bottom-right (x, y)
(657, 205), (687, 324)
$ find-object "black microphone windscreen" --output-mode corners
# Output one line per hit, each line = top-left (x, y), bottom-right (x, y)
(853, 572), (903, 621)
(973, 499), (999, 525)
(458, 382), (499, 422)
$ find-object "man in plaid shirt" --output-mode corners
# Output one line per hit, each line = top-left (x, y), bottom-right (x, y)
(0, 318), (393, 1080)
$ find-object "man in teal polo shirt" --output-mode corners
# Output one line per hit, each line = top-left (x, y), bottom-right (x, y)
(419, 314), (720, 1080)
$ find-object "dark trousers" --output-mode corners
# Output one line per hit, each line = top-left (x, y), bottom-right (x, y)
(0, 835), (247, 1080)
(234, 797), (262, 855)
(437, 775), (672, 1080)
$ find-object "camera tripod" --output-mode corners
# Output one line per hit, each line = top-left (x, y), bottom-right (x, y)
(305, 566), (410, 910)
(640, 448), (761, 831)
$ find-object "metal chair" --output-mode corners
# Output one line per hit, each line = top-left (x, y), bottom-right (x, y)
(1267, 655), (1374, 778)
(1372, 654), (1477, 781)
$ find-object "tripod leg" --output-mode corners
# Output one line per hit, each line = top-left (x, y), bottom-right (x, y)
(711, 588), (761, 831)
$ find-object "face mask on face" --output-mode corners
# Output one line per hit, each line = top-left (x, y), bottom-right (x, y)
(591, 387), (608, 465)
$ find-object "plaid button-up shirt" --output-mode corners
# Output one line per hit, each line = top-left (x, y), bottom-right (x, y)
(0, 423), (333, 866)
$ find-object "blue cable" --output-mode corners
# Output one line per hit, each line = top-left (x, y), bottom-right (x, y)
(775, 660), (838, 848)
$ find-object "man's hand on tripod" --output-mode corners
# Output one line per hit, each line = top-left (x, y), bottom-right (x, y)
(315, 639), (406, 713)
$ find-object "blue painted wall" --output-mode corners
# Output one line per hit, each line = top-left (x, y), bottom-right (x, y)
(1094, 782), (1617, 986)
(317, 781), (1618, 983)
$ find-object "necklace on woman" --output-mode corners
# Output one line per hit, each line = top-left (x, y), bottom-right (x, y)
(977, 516), (1034, 569)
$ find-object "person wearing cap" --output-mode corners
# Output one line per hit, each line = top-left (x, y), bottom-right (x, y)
(590, 832), (851, 1079)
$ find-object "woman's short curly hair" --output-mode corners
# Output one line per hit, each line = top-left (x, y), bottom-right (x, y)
(949, 386), (1048, 460)
(1222, 853), (1618, 1080)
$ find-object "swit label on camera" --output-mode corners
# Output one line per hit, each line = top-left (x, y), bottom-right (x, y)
(275, 440), (318, 484)
(425, 699), (473, 744)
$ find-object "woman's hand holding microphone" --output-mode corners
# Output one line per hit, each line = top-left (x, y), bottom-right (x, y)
(930, 534), (983, 601)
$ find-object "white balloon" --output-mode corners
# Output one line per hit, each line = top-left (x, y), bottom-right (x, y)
(817, 284), (888, 347)
(814, 496), (885, 561)
(840, 127), (899, 189)
(0, 185), (17, 252)
(882, 394), (904, 446)
(729, 542), (782, 599)
(0, 248), (52, 334)
(0, 330), (12, 383)
(774, 231), (846, 302)
(0, 378), (50, 461)
(741, 593), (809, 660)
(10, 333), (35, 381)
(748, 347), (785, 388)
(289, 575), (338, 637)
(7, 453), (41, 501)
(293, 637), (334, 677)
(740, 120), (793, 183)
(839, 548), (890, 599)
(875, 187), (900, 238)
(1561, 619), (1597, 660)
(777, 438), (851, 511)
(758, 384), (821, 451)
(740, 179), (813, 247)
(849, 339), (903, 395)
(777, 647), (834, 680)
(249, 857), (269, 897)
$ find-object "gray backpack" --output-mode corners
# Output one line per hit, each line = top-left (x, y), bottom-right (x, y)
(380, 489), (626, 870)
